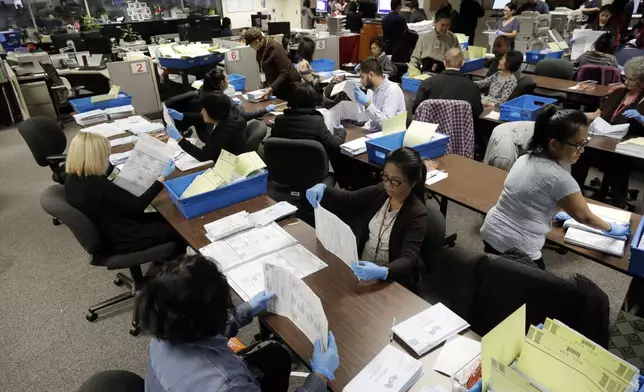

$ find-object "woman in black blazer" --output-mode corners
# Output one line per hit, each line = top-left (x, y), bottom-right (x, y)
(306, 147), (428, 291)
(166, 91), (247, 162)
(64, 133), (181, 254)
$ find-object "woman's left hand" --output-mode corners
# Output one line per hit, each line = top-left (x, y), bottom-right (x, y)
(351, 261), (388, 281)
(623, 109), (644, 124)
(263, 87), (273, 100)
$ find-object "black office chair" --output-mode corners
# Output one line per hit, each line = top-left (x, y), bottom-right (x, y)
(264, 138), (336, 226)
(40, 185), (178, 336)
(18, 116), (68, 189)
(508, 76), (537, 101)
(533, 59), (574, 101)
(416, 202), (446, 295)
(244, 120), (268, 153)
(75, 370), (144, 392)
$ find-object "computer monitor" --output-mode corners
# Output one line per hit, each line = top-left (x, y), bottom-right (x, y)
(52, 33), (87, 53)
(250, 13), (270, 29)
(492, 0), (507, 10)
(377, 0), (390, 14)
(268, 22), (291, 37)
(316, 0), (328, 13)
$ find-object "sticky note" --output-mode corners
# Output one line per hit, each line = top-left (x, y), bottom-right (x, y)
(382, 112), (407, 136)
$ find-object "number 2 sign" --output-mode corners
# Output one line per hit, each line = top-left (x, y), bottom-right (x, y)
(131, 61), (149, 74)
(316, 40), (326, 50)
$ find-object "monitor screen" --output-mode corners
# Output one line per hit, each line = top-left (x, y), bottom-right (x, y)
(492, 0), (507, 10)
(316, 0), (327, 12)
(377, 0), (390, 14)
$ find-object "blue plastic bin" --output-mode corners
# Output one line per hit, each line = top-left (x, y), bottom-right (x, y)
(525, 50), (564, 64)
(0, 30), (21, 51)
(197, 52), (225, 66)
(228, 74), (246, 92)
(499, 94), (557, 122)
(69, 92), (133, 113)
(629, 219), (644, 277)
(460, 58), (485, 73)
(158, 56), (199, 69)
(402, 73), (424, 93)
(366, 132), (450, 166)
(460, 42), (469, 50)
(311, 58), (336, 72)
(164, 169), (268, 219)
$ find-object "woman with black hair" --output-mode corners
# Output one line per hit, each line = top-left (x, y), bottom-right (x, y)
(221, 17), (232, 36)
(481, 107), (630, 269)
(305, 147), (428, 291)
(295, 37), (320, 87)
(345, 1), (363, 33)
(573, 32), (619, 69)
(475, 50), (523, 106)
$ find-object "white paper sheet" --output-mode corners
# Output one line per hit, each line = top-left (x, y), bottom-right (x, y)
(564, 227), (626, 257)
(571, 29), (606, 60)
(433, 335), (481, 377)
(589, 116), (629, 140)
(425, 170), (449, 186)
(109, 135), (137, 147)
(403, 121), (438, 147)
(204, 211), (254, 242)
(162, 103), (175, 128)
(104, 105), (135, 119)
(80, 122), (125, 138)
(74, 109), (108, 126)
(314, 205), (358, 265)
(112, 133), (175, 196)
(264, 263), (329, 349)
(174, 152), (213, 171)
(109, 150), (131, 165)
(249, 201), (298, 227)
(113, 115), (150, 131)
(129, 122), (166, 135)
(340, 137), (368, 156)
(484, 111), (501, 120)
(330, 79), (360, 102)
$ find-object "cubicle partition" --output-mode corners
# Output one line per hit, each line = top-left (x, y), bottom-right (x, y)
(108, 57), (162, 115)
(213, 38), (261, 92)
(311, 35), (340, 67)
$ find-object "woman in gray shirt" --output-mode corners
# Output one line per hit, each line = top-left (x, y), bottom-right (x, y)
(480, 106), (631, 269)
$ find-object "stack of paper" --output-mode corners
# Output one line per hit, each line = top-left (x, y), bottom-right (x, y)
(74, 109), (108, 126)
(264, 263), (329, 348)
(80, 122), (125, 138)
(314, 205), (359, 265)
(344, 344), (424, 392)
(249, 201), (298, 227)
(563, 204), (631, 256)
(109, 135), (137, 147)
(392, 302), (469, 356)
(204, 211), (254, 242)
(109, 150), (131, 165)
(589, 116), (629, 140)
(104, 105), (135, 119)
(340, 137), (368, 156)
(433, 336), (481, 377)
(426, 169), (448, 186)
(616, 137), (644, 158)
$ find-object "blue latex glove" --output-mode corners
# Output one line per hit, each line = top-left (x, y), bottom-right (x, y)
(167, 108), (184, 121)
(623, 109), (644, 124)
(161, 159), (175, 177)
(232, 97), (242, 104)
(248, 290), (276, 316)
(311, 331), (339, 381)
(354, 63), (360, 72)
(495, 30), (504, 36)
(569, 38), (576, 45)
(266, 104), (276, 112)
(166, 124), (182, 140)
(606, 222), (631, 238)
(351, 261), (388, 281)
(554, 212), (572, 222)
(353, 85), (369, 106)
(306, 183), (327, 208)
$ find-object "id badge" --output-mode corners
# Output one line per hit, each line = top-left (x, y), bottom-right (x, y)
(434, 40), (441, 49)
(260, 73), (266, 83)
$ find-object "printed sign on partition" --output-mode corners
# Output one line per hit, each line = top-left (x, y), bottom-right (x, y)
(226, 50), (241, 62)
(316, 40), (326, 50)
(131, 61), (149, 74)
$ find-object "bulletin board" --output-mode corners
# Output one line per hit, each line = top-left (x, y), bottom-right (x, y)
(224, 0), (254, 13)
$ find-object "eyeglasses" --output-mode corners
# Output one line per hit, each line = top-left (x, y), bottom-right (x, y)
(380, 172), (404, 187)
(562, 137), (590, 151)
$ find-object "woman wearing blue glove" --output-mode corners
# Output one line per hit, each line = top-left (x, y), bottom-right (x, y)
(482, 107), (630, 270)
(64, 132), (185, 254)
(166, 91), (247, 163)
(137, 254), (338, 392)
(306, 147), (428, 291)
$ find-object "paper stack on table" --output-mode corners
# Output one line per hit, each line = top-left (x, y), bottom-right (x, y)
(74, 109), (108, 126)
(340, 137), (368, 156)
(204, 211), (255, 242)
(343, 344), (424, 392)
(314, 205), (359, 265)
(249, 201), (298, 227)
(563, 204), (631, 256)
(109, 135), (137, 147)
(104, 105), (135, 119)
(433, 336), (481, 377)
(113, 115), (151, 131)
(392, 302), (469, 356)
(426, 169), (448, 186)
(109, 150), (131, 166)
(80, 122), (124, 138)
(589, 116), (629, 140)
(616, 137), (644, 158)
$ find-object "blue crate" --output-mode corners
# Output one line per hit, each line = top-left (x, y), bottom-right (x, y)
(499, 94), (557, 122)
(402, 73), (424, 93)
(228, 73), (246, 92)
(158, 56), (200, 69)
(460, 58), (485, 73)
(164, 169), (268, 219)
(311, 58), (336, 72)
(197, 52), (225, 66)
(0, 30), (21, 51)
(366, 131), (450, 166)
(69, 92), (132, 113)
(525, 50), (563, 64)
(629, 219), (644, 277)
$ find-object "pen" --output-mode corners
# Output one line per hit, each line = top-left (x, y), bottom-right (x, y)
(390, 317), (396, 342)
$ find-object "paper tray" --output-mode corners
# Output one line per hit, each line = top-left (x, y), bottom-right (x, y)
(629, 218), (644, 277)
(365, 132), (449, 166)
(164, 169), (268, 219)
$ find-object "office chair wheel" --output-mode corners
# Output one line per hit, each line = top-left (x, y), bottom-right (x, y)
(129, 325), (141, 336)
(86, 311), (98, 322)
(113, 277), (124, 286)
(52, 217), (62, 226)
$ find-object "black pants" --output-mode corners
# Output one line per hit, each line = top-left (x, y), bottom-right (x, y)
(273, 83), (296, 105)
(572, 152), (631, 209)
(483, 241), (546, 270)
(113, 212), (188, 255)
(243, 341), (292, 392)
(76, 370), (144, 392)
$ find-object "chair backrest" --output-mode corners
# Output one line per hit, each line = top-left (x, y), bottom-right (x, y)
(243, 120), (268, 153)
(508, 76), (536, 101)
(18, 116), (67, 167)
(576, 65), (621, 85)
(264, 138), (329, 190)
(534, 58), (574, 80)
(419, 201), (446, 275)
(40, 185), (102, 256)
(615, 48), (644, 66)
(414, 99), (474, 158)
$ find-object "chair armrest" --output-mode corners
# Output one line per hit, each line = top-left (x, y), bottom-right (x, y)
(71, 85), (85, 91)
(51, 85), (66, 90)
(46, 154), (67, 164)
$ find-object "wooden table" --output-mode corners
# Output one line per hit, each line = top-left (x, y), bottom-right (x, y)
(429, 154), (641, 275)
(468, 67), (613, 98)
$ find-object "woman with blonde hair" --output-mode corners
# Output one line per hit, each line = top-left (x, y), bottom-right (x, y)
(65, 132), (180, 254)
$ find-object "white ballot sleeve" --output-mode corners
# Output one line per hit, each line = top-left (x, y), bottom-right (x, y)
(314, 205), (359, 265)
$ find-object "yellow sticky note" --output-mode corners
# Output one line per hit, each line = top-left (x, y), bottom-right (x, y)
(236, 151), (266, 178)
(481, 304), (526, 392)
(548, 42), (561, 51)
(490, 357), (543, 392)
(403, 120), (437, 147)
(213, 150), (238, 183)
(382, 112), (407, 136)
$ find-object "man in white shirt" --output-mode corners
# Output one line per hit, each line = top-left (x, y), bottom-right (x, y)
(352, 59), (406, 132)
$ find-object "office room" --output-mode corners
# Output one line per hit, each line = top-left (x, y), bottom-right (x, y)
(4, 0), (644, 390)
